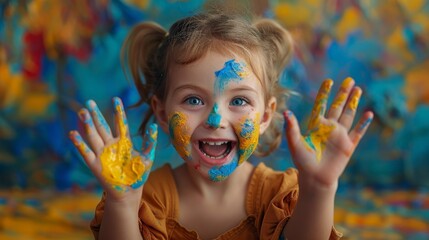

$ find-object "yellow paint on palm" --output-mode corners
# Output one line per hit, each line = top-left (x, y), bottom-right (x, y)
(308, 79), (333, 130)
(100, 137), (146, 188)
(235, 114), (260, 165)
(303, 122), (336, 162)
(100, 100), (146, 189)
(168, 112), (192, 159)
(331, 77), (353, 109)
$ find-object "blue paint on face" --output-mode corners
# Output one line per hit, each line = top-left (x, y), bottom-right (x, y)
(214, 59), (246, 95)
(206, 103), (222, 128)
(208, 158), (239, 182)
(240, 119), (254, 137)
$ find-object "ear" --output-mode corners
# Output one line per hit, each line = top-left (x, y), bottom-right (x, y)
(151, 96), (169, 134)
(259, 97), (276, 135)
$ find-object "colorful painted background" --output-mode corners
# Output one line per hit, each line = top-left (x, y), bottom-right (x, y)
(0, 0), (428, 239)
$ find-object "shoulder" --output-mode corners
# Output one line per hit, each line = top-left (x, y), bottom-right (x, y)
(247, 163), (299, 214)
(142, 164), (179, 219)
(247, 163), (300, 238)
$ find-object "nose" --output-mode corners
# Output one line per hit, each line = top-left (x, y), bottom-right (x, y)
(205, 103), (222, 129)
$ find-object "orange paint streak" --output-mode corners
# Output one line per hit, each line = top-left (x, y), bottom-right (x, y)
(348, 88), (362, 111)
(308, 79), (333, 130)
(331, 77), (353, 109)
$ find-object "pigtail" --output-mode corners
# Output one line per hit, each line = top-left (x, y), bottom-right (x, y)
(121, 22), (167, 134)
(253, 19), (293, 79)
(253, 19), (294, 157)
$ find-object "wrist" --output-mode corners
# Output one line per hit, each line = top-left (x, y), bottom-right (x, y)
(105, 189), (143, 209)
(298, 175), (338, 195)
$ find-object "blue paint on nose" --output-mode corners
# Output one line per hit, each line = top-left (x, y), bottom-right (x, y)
(206, 103), (222, 128)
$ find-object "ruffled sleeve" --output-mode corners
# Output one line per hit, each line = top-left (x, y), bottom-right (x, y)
(248, 163), (342, 240)
(90, 164), (178, 240)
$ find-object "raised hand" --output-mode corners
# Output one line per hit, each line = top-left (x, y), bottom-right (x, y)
(284, 78), (373, 188)
(69, 97), (157, 200)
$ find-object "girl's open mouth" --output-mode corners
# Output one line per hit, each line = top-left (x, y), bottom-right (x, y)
(196, 140), (236, 165)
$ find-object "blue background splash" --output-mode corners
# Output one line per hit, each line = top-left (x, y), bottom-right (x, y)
(1, 0), (429, 238)
(1, 0), (428, 190)
(0, 0), (429, 190)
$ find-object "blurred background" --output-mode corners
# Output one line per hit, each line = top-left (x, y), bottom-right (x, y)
(1, 0), (429, 239)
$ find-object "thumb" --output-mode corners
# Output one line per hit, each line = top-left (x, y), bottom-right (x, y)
(142, 123), (158, 162)
(283, 110), (303, 154)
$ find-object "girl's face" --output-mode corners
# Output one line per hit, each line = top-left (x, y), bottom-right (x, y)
(155, 51), (274, 181)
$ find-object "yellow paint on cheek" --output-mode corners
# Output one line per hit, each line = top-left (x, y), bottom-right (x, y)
(235, 114), (260, 165)
(168, 112), (192, 159)
(303, 122), (336, 162)
(331, 77), (353, 109)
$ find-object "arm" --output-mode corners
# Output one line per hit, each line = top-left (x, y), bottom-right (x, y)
(283, 78), (373, 239)
(69, 97), (157, 240)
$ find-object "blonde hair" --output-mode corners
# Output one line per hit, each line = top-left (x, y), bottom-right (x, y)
(121, 12), (293, 157)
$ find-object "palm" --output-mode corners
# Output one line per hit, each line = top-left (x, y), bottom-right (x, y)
(285, 78), (373, 187)
(69, 97), (157, 200)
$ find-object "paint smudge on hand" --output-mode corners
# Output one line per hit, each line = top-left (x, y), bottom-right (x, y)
(308, 79), (333, 130)
(99, 99), (155, 190)
(303, 123), (336, 161)
(305, 80), (336, 161)
(347, 88), (362, 112)
(331, 77), (353, 109)
(132, 123), (157, 188)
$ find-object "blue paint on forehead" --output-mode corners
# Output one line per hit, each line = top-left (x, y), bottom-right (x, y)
(214, 59), (246, 95)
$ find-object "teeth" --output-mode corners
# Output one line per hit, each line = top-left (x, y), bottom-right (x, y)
(203, 141), (228, 146)
(201, 150), (229, 159)
(199, 141), (232, 159)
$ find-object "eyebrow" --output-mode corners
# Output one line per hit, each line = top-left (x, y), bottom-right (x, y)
(172, 84), (208, 95)
(228, 86), (259, 95)
(171, 83), (259, 96)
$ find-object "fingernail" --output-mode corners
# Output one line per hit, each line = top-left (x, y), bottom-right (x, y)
(85, 100), (94, 111)
(283, 111), (293, 129)
(359, 116), (373, 131)
(113, 97), (121, 107)
(78, 109), (87, 121)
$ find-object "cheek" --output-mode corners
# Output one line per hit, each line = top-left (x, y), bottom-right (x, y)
(233, 113), (260, 164)
(168, 112), (192, 159)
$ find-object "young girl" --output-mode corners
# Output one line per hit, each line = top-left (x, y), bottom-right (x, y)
(69, 12), (373, 240)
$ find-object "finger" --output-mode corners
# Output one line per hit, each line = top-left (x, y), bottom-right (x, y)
(327, 77), (355, 120)
(86, 99), (113, 143)
(142, 123), (158, 162)
(338, 87), (362, 130)
(78, 108), (105, 154)
(69, 130), (97, 167)
(308, 79), (333, 130)
(349, 111), (373, 145)
(113, 97), (129, 139)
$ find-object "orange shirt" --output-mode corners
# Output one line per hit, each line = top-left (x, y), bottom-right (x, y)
(91, 163), (342, 239)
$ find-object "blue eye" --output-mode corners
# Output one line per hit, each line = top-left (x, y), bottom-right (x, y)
(230, 97), (248, 106)
(185, 96), (203, 105)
